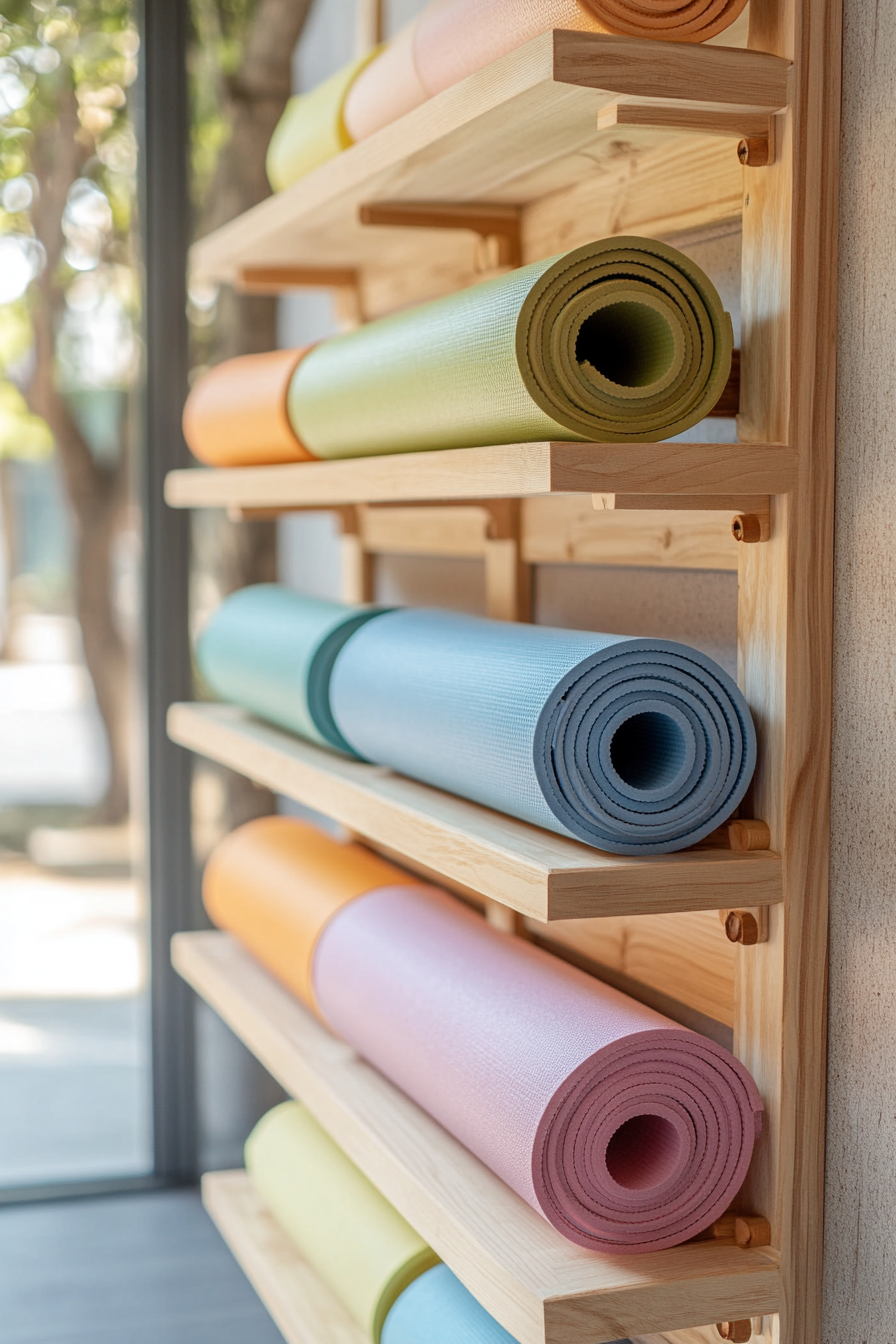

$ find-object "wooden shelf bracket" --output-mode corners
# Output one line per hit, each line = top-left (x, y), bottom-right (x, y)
(359, 201), (522, 271)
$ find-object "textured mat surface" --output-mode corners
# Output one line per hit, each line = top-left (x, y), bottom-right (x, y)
(287, 239), (733, 456)
(314, 883), (763, 1254)
(203, 819), (762, 1255)
(246, 1102), (437, 1342)
(331, 607), (756, 854)
(196, 585), (389, 752)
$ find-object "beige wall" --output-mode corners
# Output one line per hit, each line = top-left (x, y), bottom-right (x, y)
(824, 0), (896, 1336)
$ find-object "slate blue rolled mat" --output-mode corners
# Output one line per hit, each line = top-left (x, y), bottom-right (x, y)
(381, 1265), (518, 1344)
(329, 608), (756, 855)
(196, 584), (389, 754)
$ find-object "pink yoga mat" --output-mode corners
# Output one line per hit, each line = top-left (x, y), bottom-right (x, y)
(313, 885), (762, 1254)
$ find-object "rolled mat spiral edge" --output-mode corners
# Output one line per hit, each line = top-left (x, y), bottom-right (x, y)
(205, 818), (762, 1255)
(330, 607), (756, 855)
(246, 1101), (439, 1341)
(286, 238), (733, 456)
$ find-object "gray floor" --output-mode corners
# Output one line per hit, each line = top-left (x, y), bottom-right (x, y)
(0, 1189), (285, 1344)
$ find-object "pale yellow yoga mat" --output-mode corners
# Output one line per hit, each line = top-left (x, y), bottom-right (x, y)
(246, 1102), (439, 1342)
(287, 237), (733, 456)
(266, 48), (382, 191)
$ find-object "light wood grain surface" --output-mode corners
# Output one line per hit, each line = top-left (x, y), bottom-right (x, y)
(168, 702), (782, 921)
(202, 1170), (367, 1344)
(165, 442), (795, 511)
(175, 931), (782, 1344)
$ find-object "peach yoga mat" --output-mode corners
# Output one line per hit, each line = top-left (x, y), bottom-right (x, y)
(343, 0), (750, 140)
(204, 816), (763, 1254)
(182, 348), (315, 467)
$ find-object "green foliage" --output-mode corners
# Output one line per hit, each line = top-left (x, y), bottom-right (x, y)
(0, 0), (140, 455)
(188, 0), (259, 211)
(0, 378), (53, 459)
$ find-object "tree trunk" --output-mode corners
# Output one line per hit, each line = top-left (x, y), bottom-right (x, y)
(27, 75), (131, 823)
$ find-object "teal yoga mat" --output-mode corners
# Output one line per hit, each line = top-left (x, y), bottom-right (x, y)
(196, 585), (388, 753)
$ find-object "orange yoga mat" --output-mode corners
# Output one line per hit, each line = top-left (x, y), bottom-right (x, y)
(182, 349), (315, 467)
(202, 816), (418, 1009)
(343, 0), (749, 139)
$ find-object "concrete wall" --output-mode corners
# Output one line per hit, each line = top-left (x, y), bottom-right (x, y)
(823, 0), (896, 1337)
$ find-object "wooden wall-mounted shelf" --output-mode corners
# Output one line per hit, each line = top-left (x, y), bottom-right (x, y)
(189, 30), (788, 318)
(166, 441), (795, 511)
(169, 701), (781, 922)
(175, 931), (782, 1344)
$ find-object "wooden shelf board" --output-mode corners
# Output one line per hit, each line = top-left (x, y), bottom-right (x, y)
(190, 31), (788, 301)
(202, 1169), (366, 1344)
(175, 931), (783, 1344)
(165, 442), (795, 512)
(168, 702), (782, 921)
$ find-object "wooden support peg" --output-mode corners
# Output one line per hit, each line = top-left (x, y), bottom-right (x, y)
(728, 818), (772, 851)
(716, 1322), (752, 1342)
(359, 201), (522, 270)
(738, 136), (770, 167)
(484, 899), (529, 938)
(721, 907), (769, 946)
(235, 265), (358, 294)
(732, 513), (764, 543)
(734, 1215), (772, 1249)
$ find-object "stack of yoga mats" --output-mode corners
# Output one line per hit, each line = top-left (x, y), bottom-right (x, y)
(208, 816), (763, 1255)
(182, 237), (733, 466)
(197, 585), (756, 856)
(267, 0), (750, 190)
(246, 1100), (517, 1344)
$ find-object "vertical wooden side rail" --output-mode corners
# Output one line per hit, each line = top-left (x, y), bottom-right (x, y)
(735, 0), (840, 1341)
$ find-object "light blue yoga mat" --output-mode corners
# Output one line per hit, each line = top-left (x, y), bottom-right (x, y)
(382, 1265), (517, 1344)
(196, 584), (387, 754)
(329, 609), (756, 855)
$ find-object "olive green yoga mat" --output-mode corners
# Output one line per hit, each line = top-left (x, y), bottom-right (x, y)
(246, 1102), (438, 1342)
(287, 237), (733, 457)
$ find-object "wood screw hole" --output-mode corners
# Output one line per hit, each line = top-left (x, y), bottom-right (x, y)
(716, 1323), (752, 1342)
(737, 136), (769, 167)
(732, 513), (763, 543)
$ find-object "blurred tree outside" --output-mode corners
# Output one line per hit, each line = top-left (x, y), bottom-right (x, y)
(0, 1), (139, 823)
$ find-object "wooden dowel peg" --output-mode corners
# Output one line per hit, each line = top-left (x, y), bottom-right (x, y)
(738, 136), (770, 167)
(716, 1322), (752, 1342)
(732, 513), (764, 543)
(734, 1215), (772, 1249)
(484, 899), (529, 938)
(728, 819), (772, 851)
(720, 907), (769, 946)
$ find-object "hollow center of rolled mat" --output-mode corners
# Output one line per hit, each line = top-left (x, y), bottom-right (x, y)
(604, 1114), (684, 1192)
(576, 301), (677, 389)
(609, 710), (689, 792)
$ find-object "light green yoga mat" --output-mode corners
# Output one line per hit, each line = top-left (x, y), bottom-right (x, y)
(246, 1102), (439, 1342)
(287, 237), (733, 457)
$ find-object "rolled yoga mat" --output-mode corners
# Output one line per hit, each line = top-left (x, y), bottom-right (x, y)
(196, 585), (390, 754)
(246, 1101), (438, 1341)
(344, 0), (750, 141)
(287, 238), (734, 454)
(382, 1265), (518, 1344)
(330, 606), (756, 855)
(266, 47), (383, 191)
(182, 349), (314, 467)
(205, 817), (763, 1254)
(266, 0), (749, 186)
